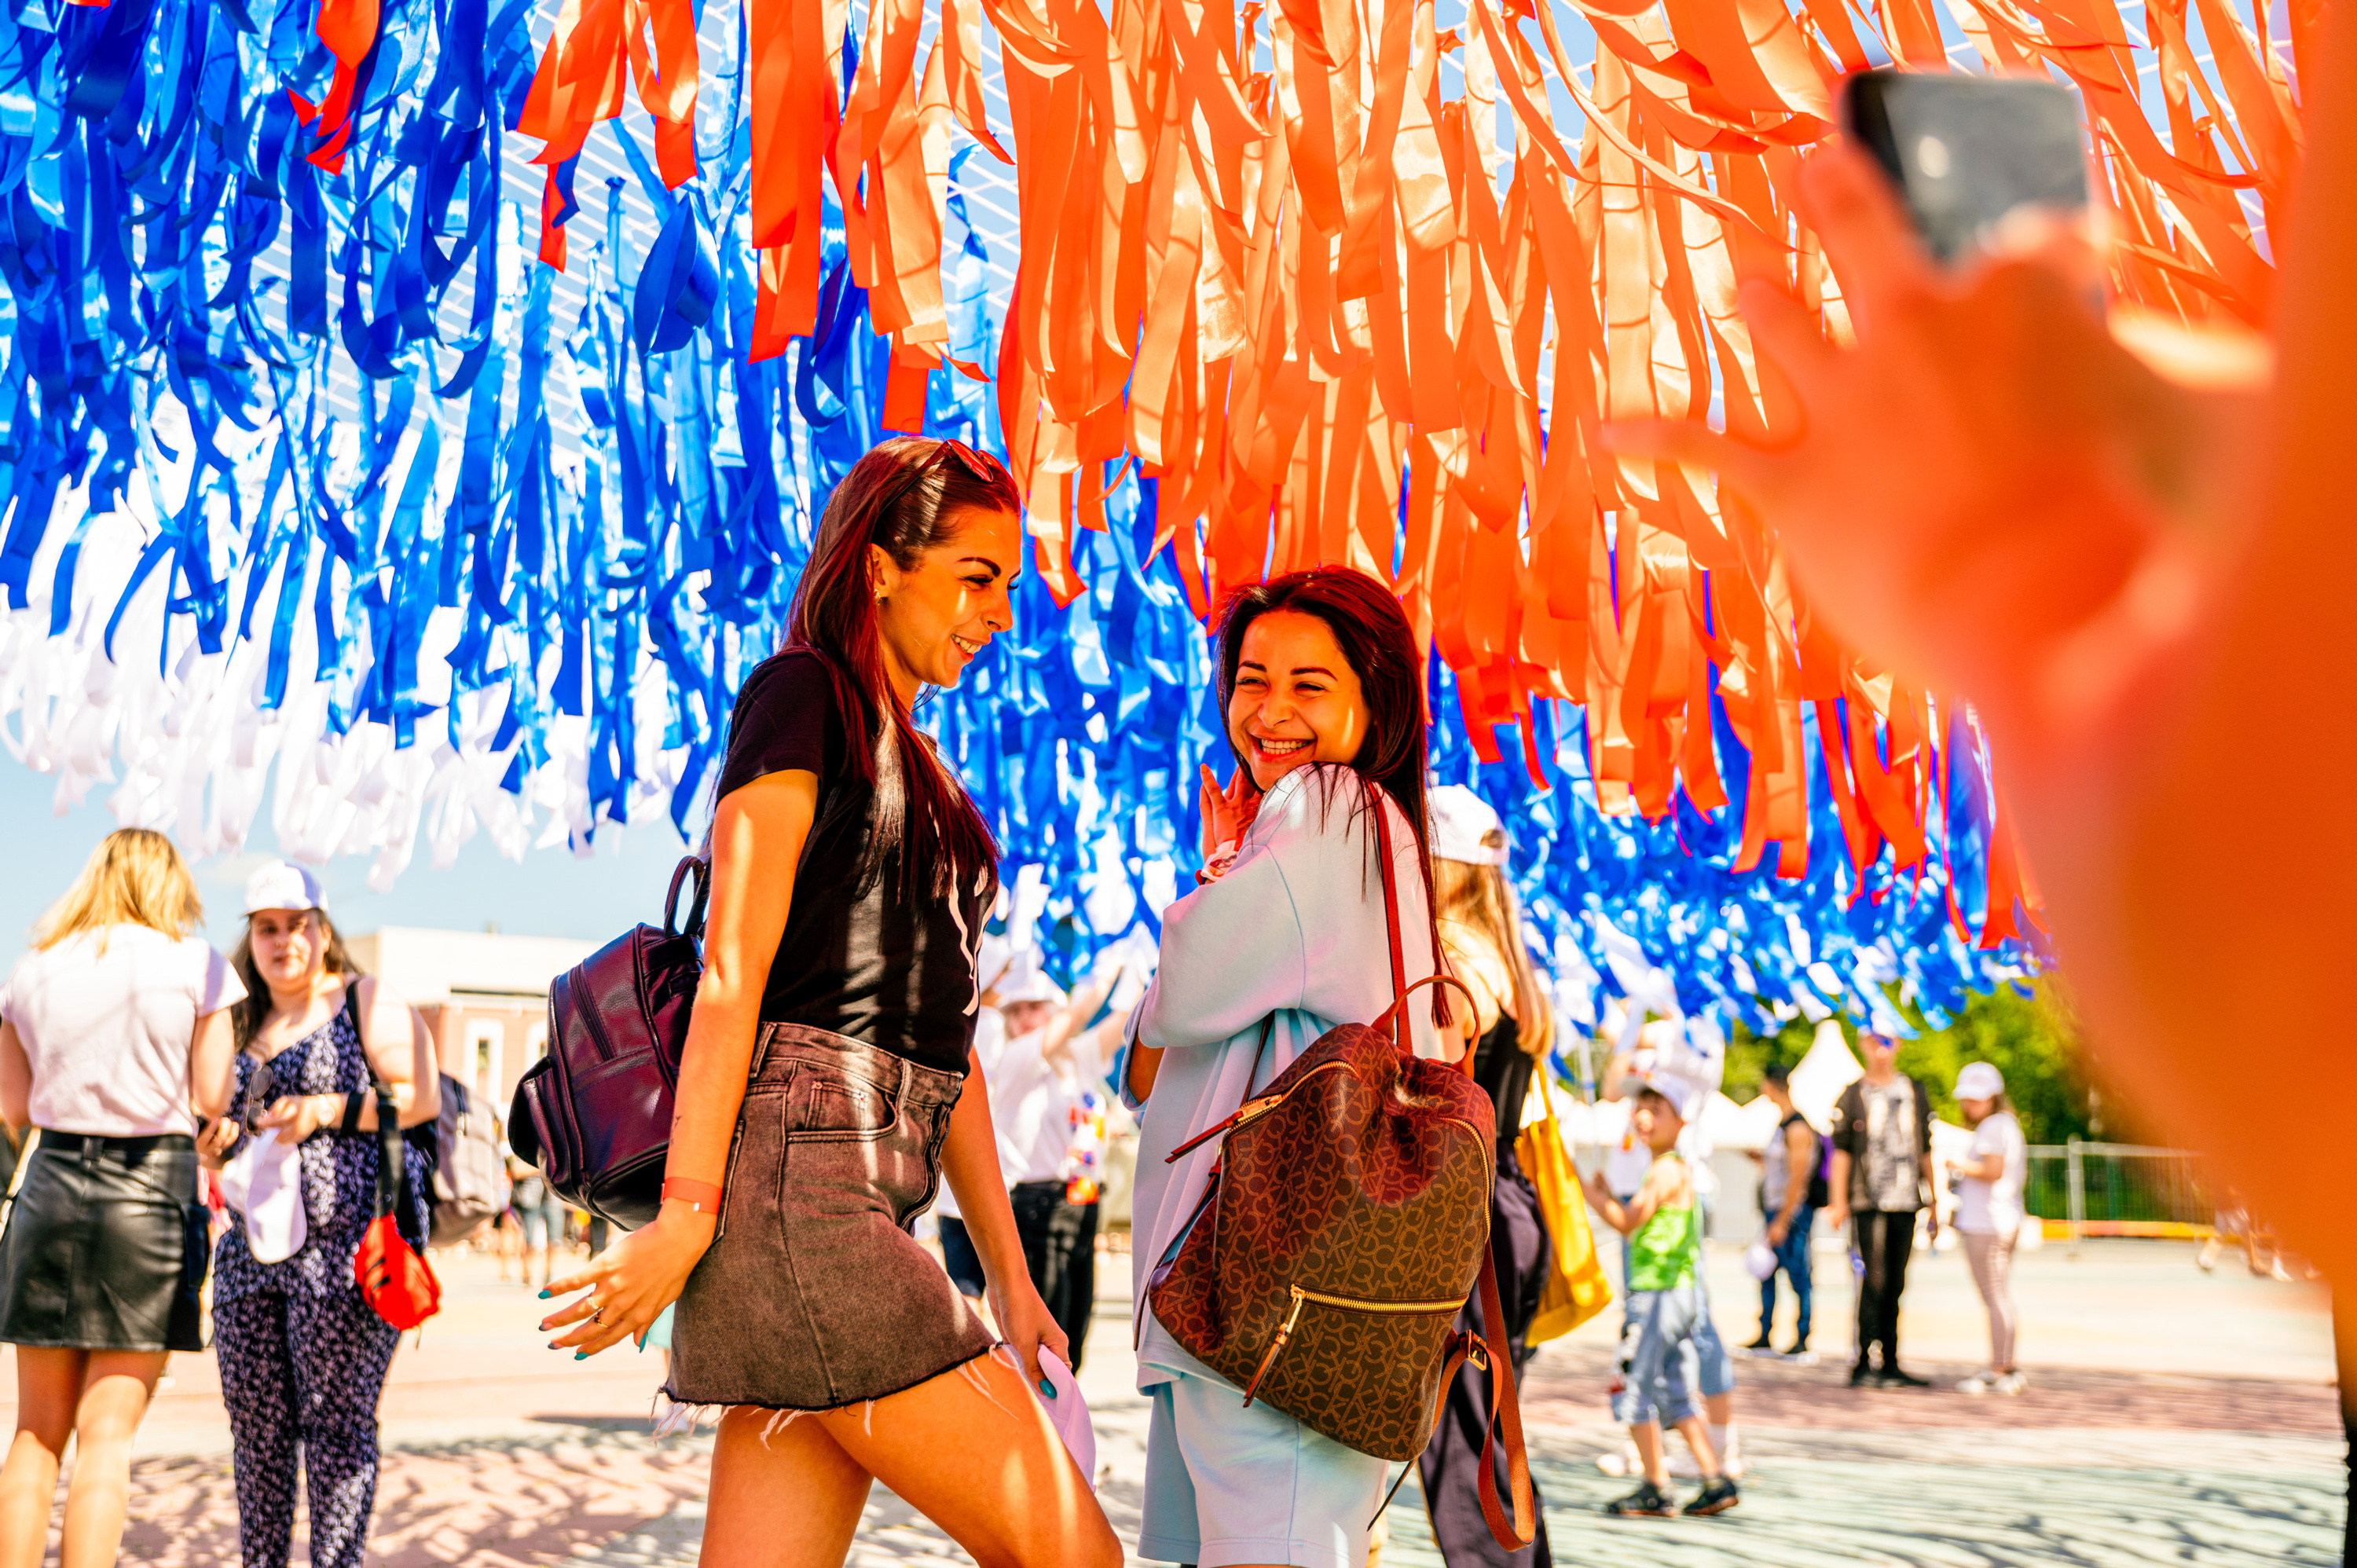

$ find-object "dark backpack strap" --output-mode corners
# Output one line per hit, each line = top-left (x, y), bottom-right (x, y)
(344, 981), (411, 1223)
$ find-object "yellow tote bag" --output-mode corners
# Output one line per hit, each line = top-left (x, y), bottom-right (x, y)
(1520, 1074), (1614, 1345)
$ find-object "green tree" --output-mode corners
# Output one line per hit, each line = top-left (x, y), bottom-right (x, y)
(1895, 980), (2093, 1145)
(1725, 981), (2095, 1146)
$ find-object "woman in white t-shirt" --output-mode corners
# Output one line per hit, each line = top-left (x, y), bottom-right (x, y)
(1945, 1061), (2029, 1396)
(0, 829), (242, 1566)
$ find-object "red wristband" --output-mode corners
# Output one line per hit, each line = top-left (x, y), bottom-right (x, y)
(662, 1178), (724, 1214)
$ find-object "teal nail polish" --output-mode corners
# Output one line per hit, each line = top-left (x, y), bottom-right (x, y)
(574, 1350), (588, 1361)
(1039, 1378), (1056, 1398)
(537, 1288), (552, 1299)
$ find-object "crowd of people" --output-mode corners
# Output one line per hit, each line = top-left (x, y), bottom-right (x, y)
(0, 379), (2343, 1568)
(0, 835), (438, 1568)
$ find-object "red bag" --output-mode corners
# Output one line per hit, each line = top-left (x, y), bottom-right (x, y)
(354, 1082), (441, 1330)
(355, 1214), (441, 1328)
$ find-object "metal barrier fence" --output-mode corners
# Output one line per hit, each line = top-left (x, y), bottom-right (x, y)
(2025, 1141), (2214, 1239)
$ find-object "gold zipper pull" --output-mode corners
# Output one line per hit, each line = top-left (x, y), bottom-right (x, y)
(1242, 1285), (1309, 1407)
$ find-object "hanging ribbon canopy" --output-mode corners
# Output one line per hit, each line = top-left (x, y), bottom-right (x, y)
(0, 0), (2295, 1024)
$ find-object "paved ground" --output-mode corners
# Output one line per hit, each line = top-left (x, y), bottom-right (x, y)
(12, 1232), (2341, 1564)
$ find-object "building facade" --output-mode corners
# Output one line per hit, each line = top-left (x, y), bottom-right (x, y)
(345, 928), (596, 1123)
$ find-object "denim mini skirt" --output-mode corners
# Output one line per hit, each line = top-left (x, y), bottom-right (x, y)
(666, 1022), (996, 1412)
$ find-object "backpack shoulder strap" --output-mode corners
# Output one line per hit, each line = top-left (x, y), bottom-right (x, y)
(1365, 778), (1409, 1046)
(1470, 1247), (1538, 1550)
(344, 980), (412, 1221)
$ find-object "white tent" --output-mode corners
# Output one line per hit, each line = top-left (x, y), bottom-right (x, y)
(1785, 1018), (1864, 1133)
(1706, 1089), (1772, 1150)
(1701, 1090), (1780, 1152)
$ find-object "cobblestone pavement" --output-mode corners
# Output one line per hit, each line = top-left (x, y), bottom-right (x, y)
(28, 1237), (2341, 1564)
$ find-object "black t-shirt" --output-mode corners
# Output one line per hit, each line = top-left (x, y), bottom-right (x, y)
(711, 650), (991, 1075)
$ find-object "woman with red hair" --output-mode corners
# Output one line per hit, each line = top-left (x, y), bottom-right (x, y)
(541, 438), (1119, 1568)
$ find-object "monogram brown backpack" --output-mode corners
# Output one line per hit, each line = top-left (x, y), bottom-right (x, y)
(1147, 779), (1537, 1552)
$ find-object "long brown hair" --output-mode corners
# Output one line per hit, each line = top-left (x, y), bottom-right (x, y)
(228, 913), (365, 1050)
(1431, 851), (1556, 1059)
(783, 437), (1020, 897)
(35, 829), (203, 951)
(1212, 566), (1447, 1024)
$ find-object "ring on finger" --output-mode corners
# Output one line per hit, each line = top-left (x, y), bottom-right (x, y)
(589, 1301), (607, 1324)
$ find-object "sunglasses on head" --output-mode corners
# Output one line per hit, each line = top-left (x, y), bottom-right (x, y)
(876, 438), (1013, 519)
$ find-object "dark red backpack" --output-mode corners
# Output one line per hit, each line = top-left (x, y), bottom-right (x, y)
(508, 858), (706, 1229)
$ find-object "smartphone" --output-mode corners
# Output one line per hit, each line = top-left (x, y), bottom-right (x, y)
(1839, 70), (2089, 264)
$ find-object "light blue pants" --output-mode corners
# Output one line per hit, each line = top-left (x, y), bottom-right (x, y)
(1138, 1364), (1388, 1568)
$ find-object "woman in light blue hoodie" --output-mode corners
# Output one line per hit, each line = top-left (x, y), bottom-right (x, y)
(1119, 566), (1453, 1568)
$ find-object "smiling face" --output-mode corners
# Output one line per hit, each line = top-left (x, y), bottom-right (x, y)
(1631, 1090), (1684, 1155)
(247, 907), (330, 997)
(870, 505), (1022, 699)
(1226, 610), (1371, 792)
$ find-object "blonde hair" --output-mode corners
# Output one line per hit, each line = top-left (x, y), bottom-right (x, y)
(35, 829), (205, 949)
(1430, 841), (1556, 1060)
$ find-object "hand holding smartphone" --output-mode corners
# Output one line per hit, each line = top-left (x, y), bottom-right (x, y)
(1838, 69), (2091, 265)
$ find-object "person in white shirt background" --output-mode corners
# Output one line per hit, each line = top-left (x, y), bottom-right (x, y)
(984, 947), (1146, 1372)
(1945, 1061), (2029, 1396)
(0, 829), (242, 1568)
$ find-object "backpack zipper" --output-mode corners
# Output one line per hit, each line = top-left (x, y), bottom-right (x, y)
(1241, 1283), (1465, 1406)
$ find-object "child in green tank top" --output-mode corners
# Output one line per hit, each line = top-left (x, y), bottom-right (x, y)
(1581, 1081), (1739, 1519)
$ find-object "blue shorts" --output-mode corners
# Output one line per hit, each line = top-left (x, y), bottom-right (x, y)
(1685, 1289), (1736, 1398)
(1613, 1284), (1704, 1427)
(1138, 1362), (1389, 1568)
(1619, 1222), (1734, 1401)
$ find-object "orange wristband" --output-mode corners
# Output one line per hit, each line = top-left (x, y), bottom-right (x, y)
(662, 1178), (724, 1214)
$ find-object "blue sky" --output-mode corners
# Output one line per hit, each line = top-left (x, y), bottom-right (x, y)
(0, 757), (687, 977)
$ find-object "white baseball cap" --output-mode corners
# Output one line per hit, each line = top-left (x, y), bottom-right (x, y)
(1428, 786), (1508, 866)
(1632, 1072), (1703, 1123)
(244, 861), (329, 916)
(1954, 1061), (2005, 1101)
(994, 949), (1067, 1009)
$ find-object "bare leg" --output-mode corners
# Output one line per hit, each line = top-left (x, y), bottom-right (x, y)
(58, 1352), (165, 1568)
(1632, 1422), (1668, 1486)
(699, 1349), (1120, 1568)
(699, 1407), (873, 1567)
(1669, 1414), (1722, 1479)
(0, 1348), (84, 1568)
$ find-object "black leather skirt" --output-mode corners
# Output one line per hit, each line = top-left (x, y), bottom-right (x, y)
(0, 1134), (208, 1353)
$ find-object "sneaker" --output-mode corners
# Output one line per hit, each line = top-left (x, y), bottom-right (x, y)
(1991, 1371), (2029, 1396)
(1956, 1370), (1996, 1395)
(1876, 1367), (1932, 1389)
(1605, 1481), (1676, 1517)
(1596, 1442), (1641, 1478)
(1666, 1446), (1701, 1479)
(1743, 1334), (1776, 1354)
(1848, 1362), (1879, 1388)
(1682, 1476), (1741, 1517)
